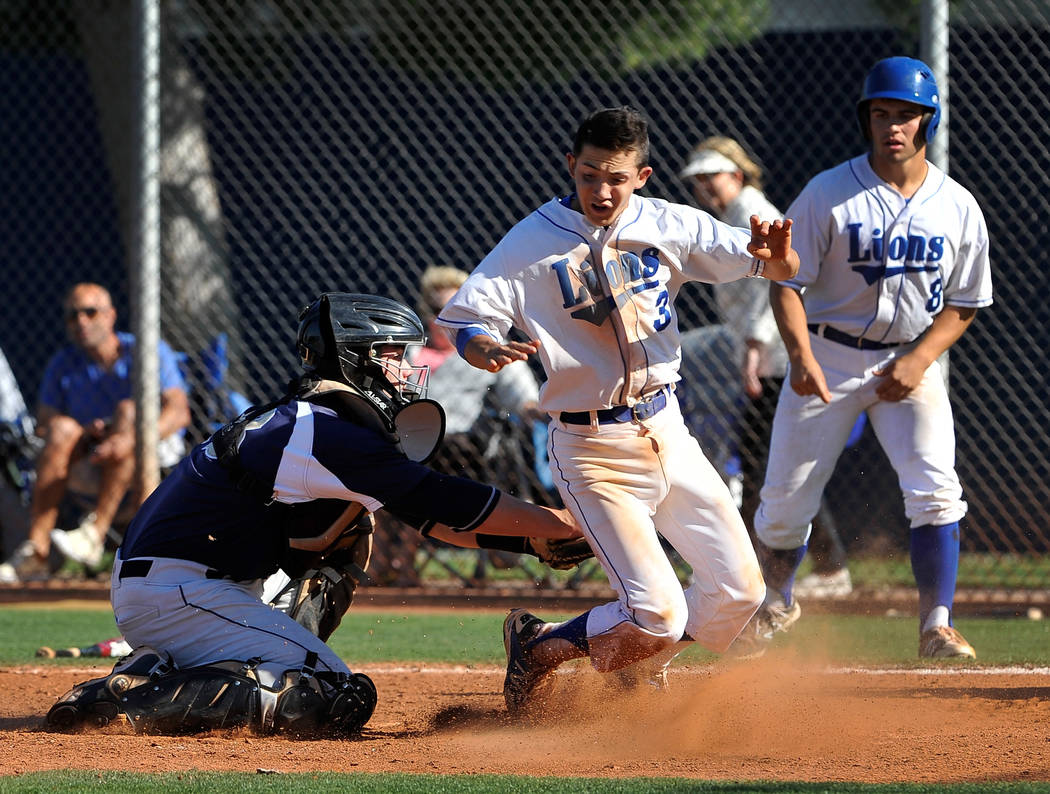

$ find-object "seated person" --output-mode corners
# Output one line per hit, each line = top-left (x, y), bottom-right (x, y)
(411, 266), (543, 484)
(0, 283), (189, 582)
(369, 267), (546, 584)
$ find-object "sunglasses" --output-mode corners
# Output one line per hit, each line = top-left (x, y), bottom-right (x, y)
(64, 306), (102, 321)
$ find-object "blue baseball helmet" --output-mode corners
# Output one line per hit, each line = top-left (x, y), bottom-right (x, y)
(857, 56), (941, 143)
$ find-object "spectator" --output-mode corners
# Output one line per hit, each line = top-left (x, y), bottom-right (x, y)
(412, 266), (543, 486)
(371, 267), (546, 585)
(680, 136), (853, 598)
(0, 283), (190, 583)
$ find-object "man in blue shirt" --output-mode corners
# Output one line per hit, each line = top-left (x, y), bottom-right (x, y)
(0, 283), (190, 582)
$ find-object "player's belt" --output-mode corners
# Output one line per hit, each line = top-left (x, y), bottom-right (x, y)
(807, 323), (903, 351)
(116, 557), (225, 581)
(559, 386), (669, 425)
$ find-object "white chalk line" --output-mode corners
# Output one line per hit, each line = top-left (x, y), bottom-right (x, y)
(16, 663), (1050, 677)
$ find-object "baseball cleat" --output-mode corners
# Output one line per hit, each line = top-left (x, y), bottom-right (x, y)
(502, 608), (556, 715)
(45, 646), (171, 731)
(46, 674), (122, 730)
(919, 625), (976, 659)
(726, 594), (802, 659)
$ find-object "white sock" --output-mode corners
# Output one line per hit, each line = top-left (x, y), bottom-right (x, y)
(922, 605), (950, 633)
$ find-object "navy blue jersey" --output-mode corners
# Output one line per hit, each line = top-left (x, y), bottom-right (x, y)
(122, 399), (498, 580)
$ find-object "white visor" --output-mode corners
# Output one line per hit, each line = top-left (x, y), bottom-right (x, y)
(679, 149), (740, 179)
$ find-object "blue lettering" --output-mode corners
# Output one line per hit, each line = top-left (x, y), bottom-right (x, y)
(888, 236), (906, 260)
(640, 247), (660, 278)
(654, 289), (671, 331)
(926, 277), (943, 312)
(927, 236), (944, 261)
(871, 228), (883, 261)
(605, 259), (623, 288)
(620, 251), (643, 282)
(580, 260), (601, 295)
(551, 259), (578, 308)
(847, 223), (869, 262)
(906, 235), (926, 262)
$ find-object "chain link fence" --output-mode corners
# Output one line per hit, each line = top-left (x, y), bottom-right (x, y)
(1, 0), (1047, 595)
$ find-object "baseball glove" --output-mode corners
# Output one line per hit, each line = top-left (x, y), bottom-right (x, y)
(527, 536), (594, 570)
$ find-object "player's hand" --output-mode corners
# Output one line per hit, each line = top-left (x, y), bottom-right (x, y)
(873, 354), (926, 401)
(464, 335), (541, 373)
(90, 429), (134, 463)
(748, 216), (799, 280)
(789, 353), (832, 403)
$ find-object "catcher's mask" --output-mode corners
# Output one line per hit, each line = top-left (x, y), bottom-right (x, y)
(297, 292), (433, 428)
(856, 56), (941, 144)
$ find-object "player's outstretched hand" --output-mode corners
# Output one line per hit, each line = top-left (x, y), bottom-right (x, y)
(873, 354), (926, 401)
(748, 216), (799, 281)
(789, 353), (832, 403)
(464, 335), (541, 373)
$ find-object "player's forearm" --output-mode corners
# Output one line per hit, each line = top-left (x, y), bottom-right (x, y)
(910, 306), (977, 367)
(473, 498), (579, 539)
(425, 501), (577, 548)
(770, 282), (811, 362)
(426, 525), (481, 548)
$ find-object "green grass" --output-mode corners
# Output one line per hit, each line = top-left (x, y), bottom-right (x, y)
(6, 606), (1050, 668)
(5, 606), (1050, 792)
(419, 547), (1050, 591)
(6, 771), (1050, 793)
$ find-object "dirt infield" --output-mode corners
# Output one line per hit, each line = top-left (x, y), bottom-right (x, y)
(2, 656), (1049, 783)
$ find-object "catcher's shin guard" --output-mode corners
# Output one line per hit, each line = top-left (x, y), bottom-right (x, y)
(119, 662), (377, 736)
(48, 651), (377, 737)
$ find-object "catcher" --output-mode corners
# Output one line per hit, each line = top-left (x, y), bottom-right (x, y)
(47, 292), (590, 738)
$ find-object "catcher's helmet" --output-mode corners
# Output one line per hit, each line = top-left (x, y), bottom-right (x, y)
(296, 292), (428, 405)
(857, 56), (941, 143)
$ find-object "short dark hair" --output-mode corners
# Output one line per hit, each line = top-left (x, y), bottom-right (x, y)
(572, 106), (650, 167)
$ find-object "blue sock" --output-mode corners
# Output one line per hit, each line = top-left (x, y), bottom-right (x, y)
(910, 522), (960, 630)
(757, 542), (808, 605)
(532, 610), (589, 653)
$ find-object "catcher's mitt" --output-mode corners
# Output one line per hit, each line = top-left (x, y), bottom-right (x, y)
(527, 536), (594, 570)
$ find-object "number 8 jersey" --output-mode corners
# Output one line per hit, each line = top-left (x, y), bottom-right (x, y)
(783, 155), (992, 343)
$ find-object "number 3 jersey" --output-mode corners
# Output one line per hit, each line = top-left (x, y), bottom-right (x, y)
(783, 154), (992, 344)
(436, 193), (762, 413)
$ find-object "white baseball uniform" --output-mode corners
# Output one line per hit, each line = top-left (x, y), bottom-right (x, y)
(755, 155), (992, 549)
(437, 193), (766, 664)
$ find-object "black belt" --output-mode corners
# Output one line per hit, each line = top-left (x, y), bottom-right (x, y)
(807, 323), (903, 351)
(118, 558), (225, 580)
(560, 386), (669, 425)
